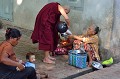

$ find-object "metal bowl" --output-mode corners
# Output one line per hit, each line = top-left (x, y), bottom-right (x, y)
(92, 61), (103, 70)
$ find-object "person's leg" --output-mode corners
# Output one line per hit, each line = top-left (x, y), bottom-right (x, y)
(49, 51), (56, 60)
(14, 67), (37, 79)
(0, 67), (14, 79)
(0, 63), (17, 79)
(87, 51), (93, 67)
(26, 67), (37, 79)
(84, 44), (93, 67)
(43, 51), (55, 64)
(0, 64), (37, 79)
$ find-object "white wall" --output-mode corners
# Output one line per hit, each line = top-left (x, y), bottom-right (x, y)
(13, 0), (48, 30)
(2, 0), (119, 61)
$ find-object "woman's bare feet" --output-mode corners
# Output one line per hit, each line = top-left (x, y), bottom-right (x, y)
(43, 58), (55, 64)
(88, 61), (92, 67)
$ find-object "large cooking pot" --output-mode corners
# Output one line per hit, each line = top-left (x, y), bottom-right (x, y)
(57, 21), (68, 33)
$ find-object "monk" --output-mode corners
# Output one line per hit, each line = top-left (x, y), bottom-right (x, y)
(31, 2), (70, 64)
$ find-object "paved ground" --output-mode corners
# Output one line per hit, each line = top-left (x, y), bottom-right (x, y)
(75, 62), (120, 79)
(0, 25), (91, 79)
(1, 25), (120, 79)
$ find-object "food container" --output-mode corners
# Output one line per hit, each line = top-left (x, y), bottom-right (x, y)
(68, 50), (87, 68)
(76, 53), (87, 68)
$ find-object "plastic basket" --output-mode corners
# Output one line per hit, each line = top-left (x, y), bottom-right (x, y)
(68, 50), (87, 68)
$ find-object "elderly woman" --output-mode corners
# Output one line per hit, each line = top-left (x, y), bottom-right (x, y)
(68, 24), (101, 66)
(0, 28), (37, 79)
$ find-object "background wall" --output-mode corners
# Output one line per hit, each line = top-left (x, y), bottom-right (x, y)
(63, 0), (114, 60)
(13, 0), (47, 29)
(83, 0), (114, 61)
(110, 0), (120, 62)
(1, 0), (119, 62)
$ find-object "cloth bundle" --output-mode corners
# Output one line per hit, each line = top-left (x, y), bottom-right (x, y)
(54, 47), (68, 55)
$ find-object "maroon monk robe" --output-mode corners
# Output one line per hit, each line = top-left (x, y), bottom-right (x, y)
(31, 2), (61, 51)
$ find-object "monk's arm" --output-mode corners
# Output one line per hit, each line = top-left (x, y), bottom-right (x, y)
(58, 5), (70, 27)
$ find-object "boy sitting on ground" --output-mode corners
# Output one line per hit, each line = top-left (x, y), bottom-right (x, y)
(25, 52), (48, 78)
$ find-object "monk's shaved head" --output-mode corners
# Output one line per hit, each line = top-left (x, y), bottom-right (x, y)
(63, 5), (70, 14)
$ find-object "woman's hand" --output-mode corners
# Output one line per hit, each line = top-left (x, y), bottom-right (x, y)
(68, 35), (74, 39)
(18, 60), (25, 64)
(17, 63), (25, 71)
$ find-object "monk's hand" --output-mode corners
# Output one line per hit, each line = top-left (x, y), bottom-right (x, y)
(67, 26), (70, 28)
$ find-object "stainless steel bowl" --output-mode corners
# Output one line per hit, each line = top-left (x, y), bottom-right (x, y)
(92, 61), (103, 69)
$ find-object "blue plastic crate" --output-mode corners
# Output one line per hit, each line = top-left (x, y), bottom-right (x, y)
(68, 50), (87, 68)
(76, 53), (87, 68)
(68, 52), (73, 65)
(72, 53), (76, 66)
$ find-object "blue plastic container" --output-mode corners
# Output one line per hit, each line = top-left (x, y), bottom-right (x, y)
(72, 53), (76, 66)
(76, 53), (87, 68)
(68, 52), (73, 65)
(68, 50), (87, 69)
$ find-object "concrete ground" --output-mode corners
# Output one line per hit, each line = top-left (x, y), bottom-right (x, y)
(0, 25), (91, 79)
(1, 25), (120, 79)
(75, 62), (120, 79)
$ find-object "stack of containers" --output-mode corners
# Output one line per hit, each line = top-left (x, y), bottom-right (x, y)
(68, 50), (87, 68)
